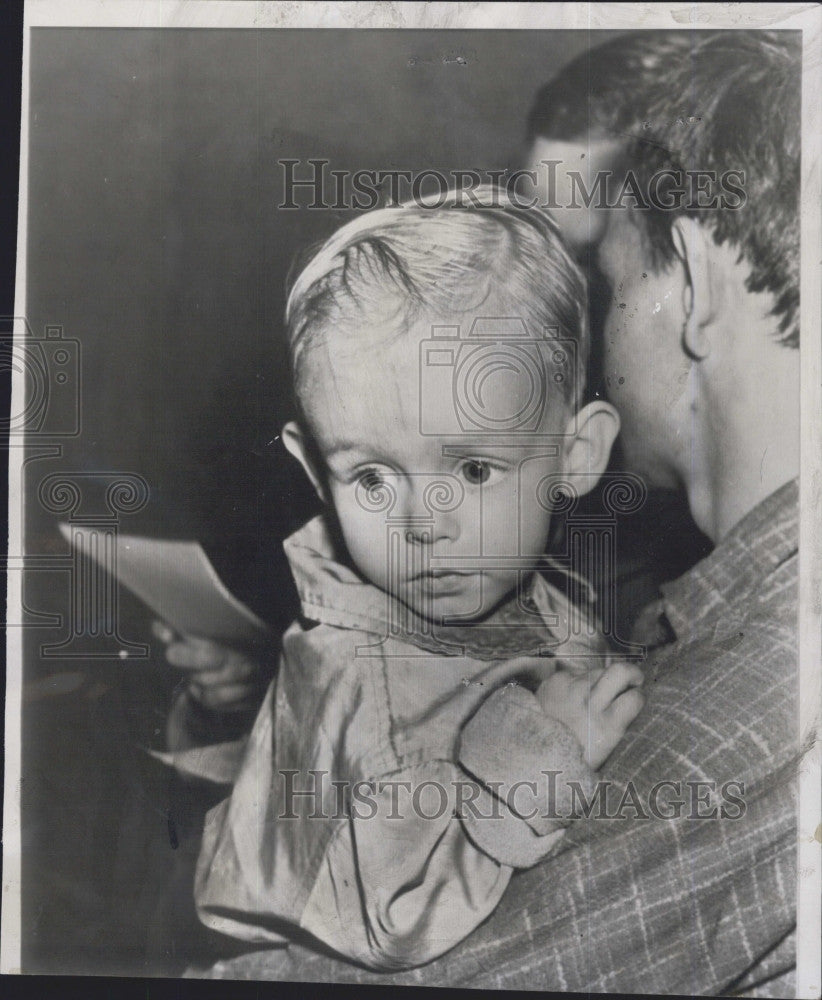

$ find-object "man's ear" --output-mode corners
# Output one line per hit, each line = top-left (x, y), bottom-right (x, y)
(561, 401), (620, 496)
(282, 421), (328, 504)
(670, 217), (716, 360)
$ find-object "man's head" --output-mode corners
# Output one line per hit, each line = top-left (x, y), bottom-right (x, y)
(524, 31), (800, 531)
(281, 191), (619, 621)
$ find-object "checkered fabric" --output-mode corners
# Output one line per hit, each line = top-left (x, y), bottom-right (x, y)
(199, 481), (800, 996)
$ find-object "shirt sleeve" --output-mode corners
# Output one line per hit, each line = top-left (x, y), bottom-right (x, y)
(157, 686), (251, 783)
(298, 759), (513, 970)
(195, 746), (516, 969)
(192, 633), (593, 971)
(297, 713), (589, 974)
(457, 683), (597, 867)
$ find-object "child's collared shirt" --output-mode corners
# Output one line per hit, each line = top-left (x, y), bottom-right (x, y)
(193, 514), (607, 970)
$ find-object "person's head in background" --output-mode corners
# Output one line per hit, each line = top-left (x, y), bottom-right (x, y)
(524, 30), (800, 542)
(281, 190), (619, 623)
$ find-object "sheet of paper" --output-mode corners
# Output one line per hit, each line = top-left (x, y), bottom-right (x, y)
(58, 524), (268, 644)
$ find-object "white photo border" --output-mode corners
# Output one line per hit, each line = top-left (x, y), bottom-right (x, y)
(4, 3), (820, 994)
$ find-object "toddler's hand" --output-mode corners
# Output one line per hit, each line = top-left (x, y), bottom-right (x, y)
(152, 620), (266, 713)
(535, 660), (645, 770)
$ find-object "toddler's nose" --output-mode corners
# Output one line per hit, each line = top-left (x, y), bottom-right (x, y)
(403, 513), (458, 546)
(405, 518), (459, 545)
(401, 483), (462, 544)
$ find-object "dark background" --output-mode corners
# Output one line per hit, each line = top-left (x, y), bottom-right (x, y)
(18, 28), (709, 976)
(25, 28), (611, 544)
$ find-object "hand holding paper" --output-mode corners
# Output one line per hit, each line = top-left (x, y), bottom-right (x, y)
(152, 621), (267, 713)
(58, 526), (269, 645)
(58, 524), (272, 718)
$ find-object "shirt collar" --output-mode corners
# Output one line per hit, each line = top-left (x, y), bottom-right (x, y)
(282, 514), (586, 659)
(659, 478), (798, 639)
(282, 514), (392, 635)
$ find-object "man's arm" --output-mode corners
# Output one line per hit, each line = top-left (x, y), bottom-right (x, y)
(197, 623), (799, 993)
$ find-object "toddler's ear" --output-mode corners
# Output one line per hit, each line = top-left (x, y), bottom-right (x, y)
(282, 421), (328, 504)
(560, 401), (620, 495)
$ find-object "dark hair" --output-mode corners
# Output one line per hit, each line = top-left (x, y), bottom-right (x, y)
(528, 30), (800, 346)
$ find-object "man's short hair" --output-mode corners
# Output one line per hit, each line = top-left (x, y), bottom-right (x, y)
(528, 30), (800, 346)
(285, 189), (589, 407)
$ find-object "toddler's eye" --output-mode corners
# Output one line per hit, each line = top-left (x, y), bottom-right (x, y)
(360, 469), (383, 491)
(461, 460), (491, 485)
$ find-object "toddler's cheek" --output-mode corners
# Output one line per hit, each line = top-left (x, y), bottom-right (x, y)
(478, 488), (530, 558)
(348, 540), (390, 592)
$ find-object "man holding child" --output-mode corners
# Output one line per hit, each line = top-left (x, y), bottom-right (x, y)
(163, 30), (802, 995)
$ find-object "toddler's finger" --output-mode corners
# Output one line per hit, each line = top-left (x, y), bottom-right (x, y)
(589, 661), (644, 714)
(603, 686), (646, 730)
(583, 687), (646, 769)
(580, 665), (606, 691)
(536, 667), (601, 717)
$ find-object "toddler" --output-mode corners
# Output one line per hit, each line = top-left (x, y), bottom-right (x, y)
(194, 190), (644, 970)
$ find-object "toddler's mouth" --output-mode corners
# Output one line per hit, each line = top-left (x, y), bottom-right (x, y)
(408, 569), (475, 596)
(410, 569), (473, 581)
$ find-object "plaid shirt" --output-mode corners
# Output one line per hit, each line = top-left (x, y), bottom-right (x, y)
(199, 481), (800, 995)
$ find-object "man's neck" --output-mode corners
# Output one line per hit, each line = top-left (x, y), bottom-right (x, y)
(703, 446), (797, 544)
(684, 350), (800, 544)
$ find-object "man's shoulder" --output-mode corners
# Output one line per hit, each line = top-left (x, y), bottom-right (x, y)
(654, 480), (798, 651)
(637, 572), (798, 785)
(659, 546), (797, 658)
